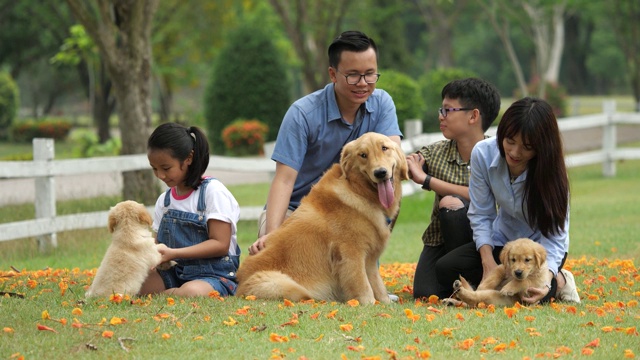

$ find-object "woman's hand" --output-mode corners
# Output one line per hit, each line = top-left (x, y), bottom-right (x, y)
(479, 245), (497, 282)
(521, 286), (550, 304)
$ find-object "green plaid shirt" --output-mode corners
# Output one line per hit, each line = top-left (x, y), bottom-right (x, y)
(417, 137), (489, 246)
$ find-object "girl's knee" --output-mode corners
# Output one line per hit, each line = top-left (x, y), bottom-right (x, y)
(439, 195), (465, 211)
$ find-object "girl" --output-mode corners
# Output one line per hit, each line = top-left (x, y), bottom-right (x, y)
(140, 123), (240, 297)
(435, 97), (580, 304)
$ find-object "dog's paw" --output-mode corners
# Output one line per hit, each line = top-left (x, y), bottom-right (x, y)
(156, 261), (177, 271)
(453, 280), (462, 291)
(442, 298), (465, 307)
(500, 288), (516, 297)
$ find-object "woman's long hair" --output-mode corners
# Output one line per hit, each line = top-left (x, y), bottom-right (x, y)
(497, 97), (569, 237)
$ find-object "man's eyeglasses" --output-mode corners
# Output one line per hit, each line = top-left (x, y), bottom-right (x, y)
(438, 107), (472, 118)
(335, 69), (380, 85)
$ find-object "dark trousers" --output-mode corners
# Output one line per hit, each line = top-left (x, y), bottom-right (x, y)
(413, 196), (473, 299)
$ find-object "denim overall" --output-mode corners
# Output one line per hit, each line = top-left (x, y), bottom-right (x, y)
(156, 178), (240, 295)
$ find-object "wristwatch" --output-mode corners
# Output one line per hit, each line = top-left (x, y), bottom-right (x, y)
(422, 175), (432, 191)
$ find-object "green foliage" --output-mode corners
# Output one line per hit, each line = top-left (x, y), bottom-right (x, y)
(50, 24), (97, 67)
(11, 118), (72, 143)
(70, 129), (121, 158)
(221, 119), (269, 156)
(0, 71), (20, 140)
(203, 20), (291, 154)
(419, 68), (478, 132)
(376, 70), (424, 133)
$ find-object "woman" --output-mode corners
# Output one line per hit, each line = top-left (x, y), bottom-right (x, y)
(435, 97), (580, 304)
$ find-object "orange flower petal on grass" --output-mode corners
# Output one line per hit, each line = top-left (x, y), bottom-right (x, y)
(71, 308), (83, 316)
(4, 327), (14, 333)
(269, 333), (290, 343)
(585, 338), (600, 348)
(346, 299), (359, 307)
(504, 307), (517, 318)
(339, 323), (353, 332)
(101, 330), (114, 338)
(624, 349), (635, 358)
(37, 324), (57, 333)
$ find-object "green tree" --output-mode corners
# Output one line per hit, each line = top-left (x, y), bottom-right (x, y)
(0, 72), (20, 140)
(66, 0), (160, 204)
(376, 70), (424, 133)
(204, 19), (291, 154)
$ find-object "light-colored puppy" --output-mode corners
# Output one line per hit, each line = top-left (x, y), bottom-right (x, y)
(236, 133), (409, 304)
(447, 238), (552, 307)
(85, 200), (161, 297)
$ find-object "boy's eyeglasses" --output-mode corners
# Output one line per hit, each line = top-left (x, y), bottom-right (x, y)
(335, 69), (380, 85)
(439, 107), (472, 118)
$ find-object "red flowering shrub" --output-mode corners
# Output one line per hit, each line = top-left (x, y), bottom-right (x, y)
(221, 119), (269, 156)
(11, 119), (73, 142)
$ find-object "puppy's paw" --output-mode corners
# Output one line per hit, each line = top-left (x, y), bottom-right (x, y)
(442, 298), (465, 307)
(453, 280), (462, 292)
(500, 288), (516, 297)
(156, 261), (177, 271)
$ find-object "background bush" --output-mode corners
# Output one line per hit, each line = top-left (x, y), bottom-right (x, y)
(376, 69), (424, 134)
(204, 19), (291, 154)
(419, 68), (477, 132)
(70, 128), (121, 157)
(221, 119), (269, 156)
(11, 118), (73, 142)
(0, 71), (20, 140)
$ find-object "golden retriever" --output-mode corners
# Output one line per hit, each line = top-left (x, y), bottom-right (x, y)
(446, 238), (552, 307)
(236, 132), (408, 304)
(85, 200), (162, 297)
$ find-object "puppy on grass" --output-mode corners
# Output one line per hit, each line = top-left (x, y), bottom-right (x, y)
(85, 200), (171, 298)
(444, 238), (552, 307)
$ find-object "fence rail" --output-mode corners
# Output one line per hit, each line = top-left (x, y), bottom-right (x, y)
(1, 101), (639, 249)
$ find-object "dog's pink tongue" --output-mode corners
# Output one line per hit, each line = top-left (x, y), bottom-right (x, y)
(377, 179), (394, 209)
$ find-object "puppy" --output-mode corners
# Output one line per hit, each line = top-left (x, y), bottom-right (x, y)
(85, 200), (162, 297)
(236, 133), (409, 304)
(447, 238), (552, 307)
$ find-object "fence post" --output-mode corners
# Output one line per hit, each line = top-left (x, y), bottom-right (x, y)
(602, 100), (617, 177)
(33, 138), (57, 252)
(404, 119), (423, 139)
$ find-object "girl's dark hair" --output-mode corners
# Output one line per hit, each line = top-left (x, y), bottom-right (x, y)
(147, 122), (210, 190)
(497, 97), (569, 237)
(328, 30), (378, 69)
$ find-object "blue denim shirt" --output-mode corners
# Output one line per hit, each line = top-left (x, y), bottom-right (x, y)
(271, 83), (402, 210)
(468, 138), (569, 275)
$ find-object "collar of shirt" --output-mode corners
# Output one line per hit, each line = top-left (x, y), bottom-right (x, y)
(326, 83), (373, 124)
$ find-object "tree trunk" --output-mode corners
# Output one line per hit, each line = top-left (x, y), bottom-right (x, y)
(66, 0), (160, 204)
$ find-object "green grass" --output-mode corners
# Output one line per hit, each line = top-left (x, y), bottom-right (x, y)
(1, 161), (639, 359)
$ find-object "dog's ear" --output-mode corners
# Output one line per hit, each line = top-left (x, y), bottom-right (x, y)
(393, 143), (409, 181)
(340, 141), (355, 178)
(499, 242), (511, 265)
(138, 206), (153, 226)
(107, 208), (117, 233)
(534, 242), (547, 268)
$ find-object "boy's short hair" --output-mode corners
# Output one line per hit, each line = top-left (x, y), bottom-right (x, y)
(328, 31), (378, 69)
(442, 78), (501, 131)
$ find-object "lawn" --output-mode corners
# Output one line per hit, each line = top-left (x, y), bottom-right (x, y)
(1, 160), (639, 359)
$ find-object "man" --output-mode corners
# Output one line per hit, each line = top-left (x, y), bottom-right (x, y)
(249, 30), (402, 255)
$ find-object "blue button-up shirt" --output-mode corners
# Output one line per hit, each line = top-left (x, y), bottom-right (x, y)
(271, 83), (402, 210)
(468, 137), (569, 275)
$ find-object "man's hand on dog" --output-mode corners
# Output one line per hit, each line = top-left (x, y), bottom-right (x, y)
(249, 235), (269, 255)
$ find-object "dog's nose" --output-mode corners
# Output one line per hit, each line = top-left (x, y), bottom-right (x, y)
(514, 270), (523, 278)
(374, 168), (387, 179)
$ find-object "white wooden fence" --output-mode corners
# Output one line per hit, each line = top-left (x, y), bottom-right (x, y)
(1, 101), (639, 250)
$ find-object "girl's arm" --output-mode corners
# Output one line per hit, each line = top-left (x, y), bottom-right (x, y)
(157, 219), (231, 262)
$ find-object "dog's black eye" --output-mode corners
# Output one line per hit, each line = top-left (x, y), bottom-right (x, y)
(382, 146), (388, 151)
(360, 153), (367, 159)
(525, 258), (531, 262)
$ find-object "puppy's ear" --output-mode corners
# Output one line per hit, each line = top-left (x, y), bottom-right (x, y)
(534, 242), (547, 268)
(107, 208), (117, 233)
(499, 242), (511, 265)
(340, 141), (355, 178)
(393, 144), (409, 181)
(138, 206), (153, 226)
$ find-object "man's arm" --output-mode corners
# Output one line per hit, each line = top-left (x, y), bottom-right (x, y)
(265, 162), (298, 234)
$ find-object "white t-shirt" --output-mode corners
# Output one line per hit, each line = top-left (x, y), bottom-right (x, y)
(152, 178), (240, 256)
